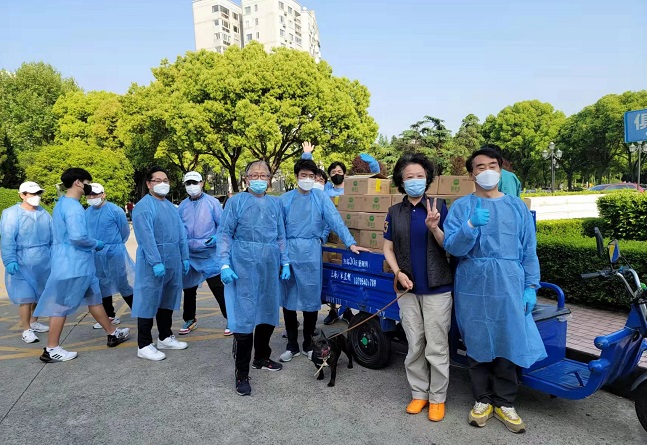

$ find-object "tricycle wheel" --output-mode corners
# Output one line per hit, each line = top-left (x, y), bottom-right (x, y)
(348, 311), (391, 369)
(635, 380), (647, 432)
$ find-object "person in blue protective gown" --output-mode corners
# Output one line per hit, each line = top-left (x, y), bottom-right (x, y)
(278, 159), (369, 363)
(85, 183), (134, 329)
(215, 160), (291, 396)
(1, 181), (52, 344)
(131, 166), (190, 361)
(177, 171), (229, 336)
(443, 147), (546, 434)
(34, 168), (130, 363)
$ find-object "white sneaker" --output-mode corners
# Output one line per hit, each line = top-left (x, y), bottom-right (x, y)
(137, 344), (166, 361)
(22, 329), (39, 343)
(30, 321), (49, 332)
(157, 335), (188, 350)
(93, 317), (120, 329)
(224, 328), (233, 336)
(279, 349), (301, 362)
(40, 346), (77, 363)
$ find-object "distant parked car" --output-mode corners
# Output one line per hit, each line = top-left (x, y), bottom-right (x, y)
(588, 183), (645, 192)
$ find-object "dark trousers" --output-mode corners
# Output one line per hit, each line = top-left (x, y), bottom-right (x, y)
(183, 276), (227, 321)
(137, 308), (174, 349)
(468, 356), (519, 407)
(283, 308), (317, 353)
(101, 294), (133, 318)
(233, 324), (275, 379)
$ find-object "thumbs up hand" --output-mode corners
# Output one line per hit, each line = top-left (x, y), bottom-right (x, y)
(469, 197), (490, 227)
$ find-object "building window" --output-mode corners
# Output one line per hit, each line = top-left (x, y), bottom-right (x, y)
(256, 32), (260, 38)
(212, 5), (219, 13)
(288, 6), (292, 14)
(233, 12), (239, 20)
(280, 29), (285, 37)
(254, 4), (258, 12)
(222, 21), (230, 29)
(244, 6), (251, 14)
(215, 32), (221, 40)
(246, 33), (252, 42)
(221, 6), (229, 16)
(296, 36), (301, 45)
(279, 1), (284, 9)
(280, 15), (285, 23)
(214, 19), (220, 26)
(233, 25), (239, 33)
(289, 33), (293, 42)
(245, 20), (249, 27)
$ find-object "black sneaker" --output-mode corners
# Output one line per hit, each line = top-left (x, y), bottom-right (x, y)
(342, 308), (354, 323)
(323, 307), (338, 325)
(107, 327), (130, 347)
(236, 376), (251, 396)
(251, 358), (283, 371)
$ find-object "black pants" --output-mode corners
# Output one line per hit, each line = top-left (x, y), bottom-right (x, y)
(137, 308), (174, 349)
(233, 324), (275, 379)
(183, 276), (227, 321)
(468, 357), (518, 407)
(283, 308), (317, 353)
(101, 295), (133, 318)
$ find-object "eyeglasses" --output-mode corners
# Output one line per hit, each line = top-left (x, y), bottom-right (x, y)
(184, 180), (199, 185)
(149, 179), (170, 184)
(298, 173), (316, 180)
(247, 174), (270, 180)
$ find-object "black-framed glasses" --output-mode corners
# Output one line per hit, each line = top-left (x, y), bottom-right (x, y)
(184, 180), (199, 185)
(248, 174), (270, 180)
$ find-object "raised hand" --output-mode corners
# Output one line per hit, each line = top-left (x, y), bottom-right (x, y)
(469, 197), (490, 227)
(302, 141), (315, 154)
(425, 197), (440, 231)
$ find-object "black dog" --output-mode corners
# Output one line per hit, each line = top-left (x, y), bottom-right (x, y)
(311, 331), (354, 387)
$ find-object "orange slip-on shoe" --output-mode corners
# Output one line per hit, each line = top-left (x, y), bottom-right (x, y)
(428, 403), (445, 421)
(406, 399), (429, 414)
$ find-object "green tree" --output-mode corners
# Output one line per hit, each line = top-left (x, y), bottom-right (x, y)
(390, 116), (453, 174)
(482, 100), (566, 187)
(0, 126), (24, 188)
(24, 140), (134, 206)
(0, 62), (79, 152)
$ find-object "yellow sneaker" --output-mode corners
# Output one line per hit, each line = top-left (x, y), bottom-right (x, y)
(468, 401), (493, 427)
(428, 402), (445, 421)
(494, 406), (526, 434)
(406, 399), (429, 414)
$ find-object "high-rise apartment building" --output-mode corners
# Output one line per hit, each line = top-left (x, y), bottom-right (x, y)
(192, 0), (321, 62)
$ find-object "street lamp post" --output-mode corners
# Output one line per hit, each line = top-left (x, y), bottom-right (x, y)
(542, 142), (562, 193)
(629, 141), (647, 187)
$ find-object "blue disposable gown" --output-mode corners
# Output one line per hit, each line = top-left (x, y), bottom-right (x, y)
(443, 194), (546, 368)
(280, 189), (355, 312)
(325, 183), (345, 198)
(178, 193), (223, 289)
(34, 197), (102, 317)
(86, 201), (135, 298)
(131, 194), (189, 318)
(1, 204), (52, 304)
(215, 193), (289, 333)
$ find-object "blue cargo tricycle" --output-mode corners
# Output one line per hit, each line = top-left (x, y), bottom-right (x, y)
(321, 228), (647, 431)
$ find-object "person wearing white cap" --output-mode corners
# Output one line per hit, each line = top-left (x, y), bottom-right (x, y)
(177, 171), (230, 336)
(85, 183), (135, 329)
(0, 181), (52, 343)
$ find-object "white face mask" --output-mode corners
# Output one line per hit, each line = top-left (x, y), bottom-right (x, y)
(153, 183), (171, 196)
(313, 182), (325, 191)
(87, 197), (103, 207)
(26, 196), (41, 207)
(475, 169), (501, 190)
(298, 179), (315, 191)
(185, 184), (201, 197)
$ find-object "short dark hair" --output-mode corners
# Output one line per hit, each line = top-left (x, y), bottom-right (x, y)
(61, 168), (92, 188)
(465, 147), (503, 173)
(327, 161), (346, 176)
(146, 166), (170, 181)
(392, 153), (436, 195)
(317, 168), (328, 184)
(294, 159), (318, 177)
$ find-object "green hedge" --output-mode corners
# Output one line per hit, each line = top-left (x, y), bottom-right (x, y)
(537, 231), (647, 309)
(536, 218), (605, 238)
(597, 191), (647, 241)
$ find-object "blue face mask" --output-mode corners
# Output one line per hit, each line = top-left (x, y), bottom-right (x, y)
(403, 178), (427, 198)
(248, 180), (268, 195)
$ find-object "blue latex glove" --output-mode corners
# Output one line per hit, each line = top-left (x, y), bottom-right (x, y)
(523, 287), (537, 315)
(95, 240), (105, 251)
(6, 262), (19, 275)
(280, 264), (291, 280)
(469, 197), (490, 227)
(204, 235), (217, 247)
(359, 153), (380, 173)
(153, 263), (166, 277)
(183, 260), (190, 275)
(221, 267), (238, 284)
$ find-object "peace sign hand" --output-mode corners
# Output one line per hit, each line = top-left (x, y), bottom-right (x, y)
(302, 141), (315, 154)
(425, 197), (440, 231)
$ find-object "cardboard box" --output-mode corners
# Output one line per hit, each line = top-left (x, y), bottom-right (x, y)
(348, 228), (361, 241)
(362, 195), (392, 213)
(358, 230), (384, 250)
(344, 175), (390, 195)
(339, 211), (361, 229)
(391, 194), (404, 205)
(427, 177), (440, 195)
(337, 195), (363, 212)
(437, 176), (475, 196)
(356, 212), (387, 231)
(327, 232), (340, 245)
(429, 194), (466, 209)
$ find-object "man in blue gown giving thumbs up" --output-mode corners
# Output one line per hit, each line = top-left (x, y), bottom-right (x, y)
(443, 147), (546, 434)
